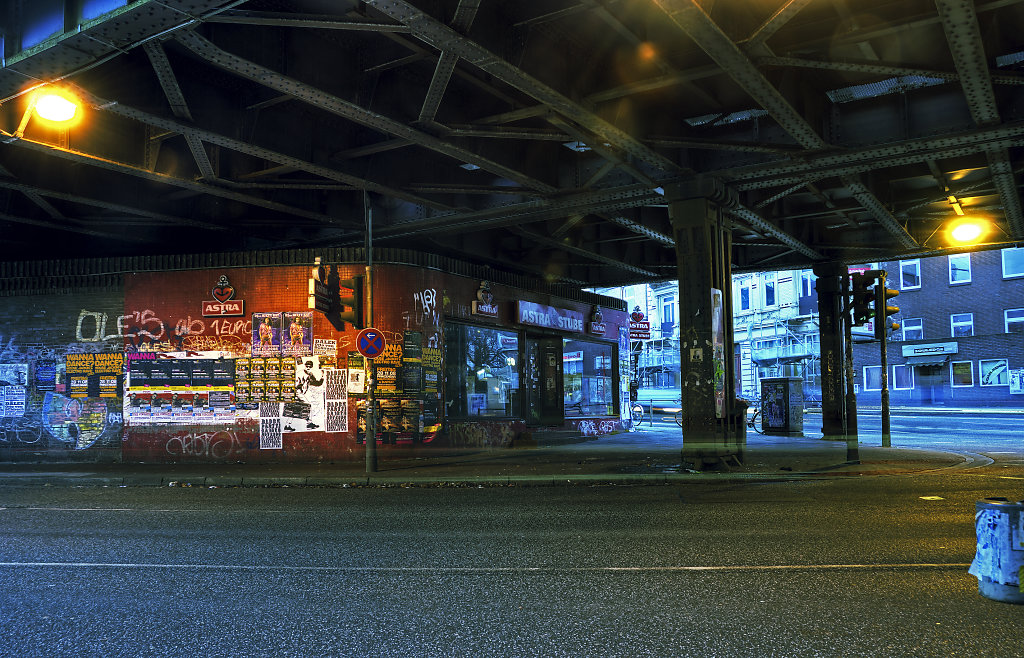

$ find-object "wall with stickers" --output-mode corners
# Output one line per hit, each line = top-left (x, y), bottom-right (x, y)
(0, 253), (624, 464)
(0, 289), (125, 461)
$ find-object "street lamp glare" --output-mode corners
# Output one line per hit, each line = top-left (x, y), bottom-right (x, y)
(34, 91), (78, 123)
(949, 219), (986, 245)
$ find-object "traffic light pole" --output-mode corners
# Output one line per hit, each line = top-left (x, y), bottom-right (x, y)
(878, 273), (892, 448)
(841, 274), (859, 462)
(364, 193), (377, 474)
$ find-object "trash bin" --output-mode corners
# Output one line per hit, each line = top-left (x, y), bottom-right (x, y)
(969, 498), (1024, 604)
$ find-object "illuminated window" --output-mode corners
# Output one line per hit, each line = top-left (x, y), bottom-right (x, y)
(444, 323), (519, 418)
(950, 361), (974, 387)
(563, 339), (615, 417)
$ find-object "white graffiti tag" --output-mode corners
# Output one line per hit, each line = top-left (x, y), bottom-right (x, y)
(77, 309), (166, 343)
(413, 288), (439, 328)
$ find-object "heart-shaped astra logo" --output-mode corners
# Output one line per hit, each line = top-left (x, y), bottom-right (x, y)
(211, 275), (235, 303)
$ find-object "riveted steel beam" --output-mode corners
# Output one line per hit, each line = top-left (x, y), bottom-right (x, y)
(841, 176), (918, 249)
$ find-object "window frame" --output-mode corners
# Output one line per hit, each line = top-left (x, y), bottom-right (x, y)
(902, 317), (923, 341)
(1002, 247), (1024, 279)
(892, 364), (914, 390)
(980, 359), (1009, 387)
(863, 365), (882, 391)
(1005, 308), (1024, 334)
(950, 313), (974, 337)
(900, 259), (922, 290)
(948, 253), (971, 285)
(950, 361), (974, 388)
(763, 272), (777, 308)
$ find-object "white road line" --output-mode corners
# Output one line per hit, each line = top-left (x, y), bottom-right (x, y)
(0, 562), (972, 572)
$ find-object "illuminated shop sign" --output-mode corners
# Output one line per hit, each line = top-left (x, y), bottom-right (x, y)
(472, 281), (499, 318)
(517, 301), (584, 332)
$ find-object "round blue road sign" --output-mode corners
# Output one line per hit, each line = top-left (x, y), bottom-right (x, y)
(355, 327), (386, 359)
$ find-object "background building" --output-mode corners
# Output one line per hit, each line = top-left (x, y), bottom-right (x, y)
(852, 247), (1024, 406)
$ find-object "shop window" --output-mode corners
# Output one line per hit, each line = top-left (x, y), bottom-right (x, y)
(1005, 308), (1024, 333)
(1003, 247), (1024, 279)
(948, 254), (971, 284)
(863, 365), (882, 390)
(951, 313), (974, 337)
(563, 338), (615, 416)
(444, 323), (520, 418)
(980, 359), (1009, 386)
(892, 364), (913, 390)
(902, 318), (923, 341)
(900, 259), (921, 290)
(951, 361), (974, 387)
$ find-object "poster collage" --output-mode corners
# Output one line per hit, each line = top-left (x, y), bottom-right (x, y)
(112, 313), (443, 448)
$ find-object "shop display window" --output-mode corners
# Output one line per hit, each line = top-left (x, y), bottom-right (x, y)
(563, 338), (615, 416)
(445, 323), (519, 418)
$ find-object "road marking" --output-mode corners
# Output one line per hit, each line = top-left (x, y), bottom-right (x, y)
(0, 562), (971, 572)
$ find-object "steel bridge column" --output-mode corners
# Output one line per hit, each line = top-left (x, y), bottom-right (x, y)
(812, 262), (850, 440)
(668, 186), (743, 469)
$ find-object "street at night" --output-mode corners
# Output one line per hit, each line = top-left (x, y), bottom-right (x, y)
(3, 441), (1024, 657)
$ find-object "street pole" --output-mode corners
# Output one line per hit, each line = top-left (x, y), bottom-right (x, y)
(879, 273), (891, 448)
(841, 274), (859, 463)
(364, 192), (377, 473)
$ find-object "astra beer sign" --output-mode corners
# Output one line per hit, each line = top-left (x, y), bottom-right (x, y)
(202, 275), (245, 317)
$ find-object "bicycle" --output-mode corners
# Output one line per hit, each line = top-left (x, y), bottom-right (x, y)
(747, 405), (764, 434)
(629, 401), (645, 427)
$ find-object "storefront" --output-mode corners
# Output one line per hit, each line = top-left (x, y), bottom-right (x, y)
(0, 250), (628, 463)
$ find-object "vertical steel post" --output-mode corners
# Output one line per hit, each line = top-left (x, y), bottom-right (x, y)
(364, 193), (377, 473)
(879, 274), (892, 448)
(812, 262), (849, 440)
(841, 274), (859, 462)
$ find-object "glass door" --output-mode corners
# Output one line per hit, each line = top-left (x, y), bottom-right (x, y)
(524, 335), (563, 425)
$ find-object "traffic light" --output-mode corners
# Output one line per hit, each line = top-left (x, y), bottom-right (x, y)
(849, 270), (881, 326)
(874, 275), (900, 339)
(338, 275), (364, 329)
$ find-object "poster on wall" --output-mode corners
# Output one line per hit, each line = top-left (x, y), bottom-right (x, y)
(283, 311), (313, 357)
(260, 402), (283, 449)
(65, 353), (124, 398)
(325, 368), (348, 433)
(422, 346), (441, 396)
(711, 288), (725, 420)
(1010, 369), (1024, 395)
(376, 342), (403, 397)
(402, 331), (423, 396)
(283, 355), (326, 431)
(347, 352), (366, 395)
(124, 353), (236, 425)
(0, 364), (29, 418)
(252, 312), (282, 357)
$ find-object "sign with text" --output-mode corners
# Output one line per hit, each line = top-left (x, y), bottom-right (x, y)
(517, 301), (584, 332)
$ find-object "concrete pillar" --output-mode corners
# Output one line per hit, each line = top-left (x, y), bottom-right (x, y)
(812, 262), (849, 440)
(668, 185), (743, 469)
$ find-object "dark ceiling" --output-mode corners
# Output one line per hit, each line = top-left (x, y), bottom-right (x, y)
(1, 0), (1023, 286)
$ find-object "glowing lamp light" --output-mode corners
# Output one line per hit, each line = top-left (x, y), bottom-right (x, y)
(948, 218), (988, 245)
(34, 92), (78, 122)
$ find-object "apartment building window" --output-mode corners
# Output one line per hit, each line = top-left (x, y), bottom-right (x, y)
(763, 273), (777, 307)
(980, 359), (1009, 386)
(1005, 308), (1024, 333)
(801, 270), (816, 297)
(892, 364), (913, 390)
(951, 361), (974, 387)
(902, 318), (923, 341)
(900, 259), (921, 290)
(1003, 247), (1024, 279)
(863, 365), (882, 390)
(739, 283), (750, 311)
(948, 253), (971, 284)
(951, 313), (974, 337)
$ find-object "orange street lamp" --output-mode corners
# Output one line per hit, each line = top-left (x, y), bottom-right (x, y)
(946, 217), (989, 246)
(2, 86), (82, 142)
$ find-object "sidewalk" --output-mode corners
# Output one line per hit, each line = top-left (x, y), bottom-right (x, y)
(0, 428), (978, 488)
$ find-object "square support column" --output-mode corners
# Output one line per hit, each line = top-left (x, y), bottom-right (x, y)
(669, 193), (743, 469)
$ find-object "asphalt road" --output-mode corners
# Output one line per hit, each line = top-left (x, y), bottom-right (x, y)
(2, 461), (1023, 657)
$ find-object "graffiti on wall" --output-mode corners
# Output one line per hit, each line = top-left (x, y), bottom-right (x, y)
(77, 309), (253, 356)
